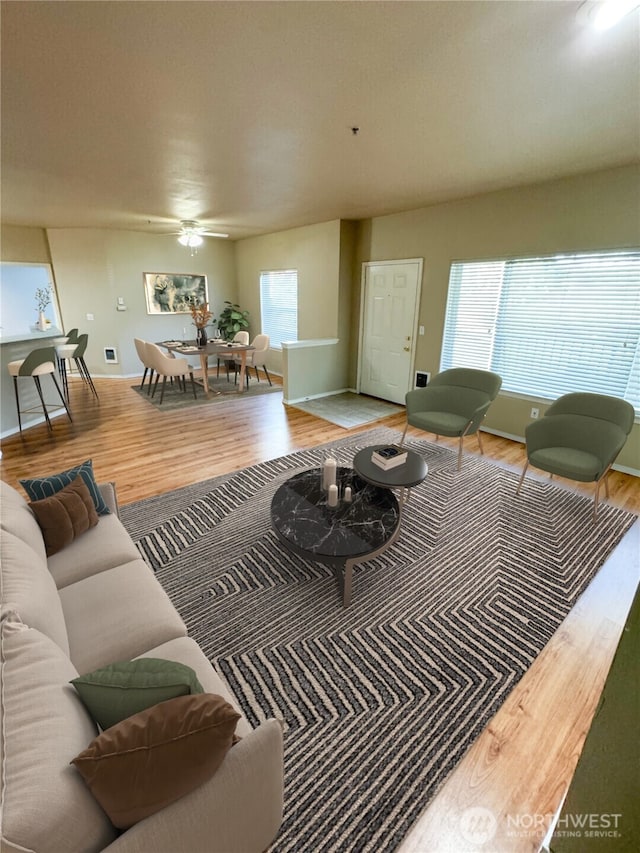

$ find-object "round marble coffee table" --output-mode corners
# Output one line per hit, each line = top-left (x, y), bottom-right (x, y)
(271, 466), (400, 607)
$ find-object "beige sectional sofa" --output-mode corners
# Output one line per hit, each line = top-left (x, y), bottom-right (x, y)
(0, 479), (284, 853)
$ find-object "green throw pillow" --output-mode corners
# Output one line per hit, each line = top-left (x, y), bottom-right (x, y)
(71, 658), (204, 730)
(20, 459), (111, 516)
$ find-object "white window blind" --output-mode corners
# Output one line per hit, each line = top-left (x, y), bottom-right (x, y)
(259, 269), (298, 349)
(441, 250), (640, 413)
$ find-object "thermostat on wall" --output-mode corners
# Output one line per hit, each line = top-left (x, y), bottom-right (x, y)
(415, 371), (430, 388)
(104, 347), (118, 364)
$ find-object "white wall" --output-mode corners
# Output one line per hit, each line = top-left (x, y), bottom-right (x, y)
(46, 229), (237, 376)
(235, 219), (343, 377)
(354, 163), (640, 470)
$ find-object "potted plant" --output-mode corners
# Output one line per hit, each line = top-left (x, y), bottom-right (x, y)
(218, 301), (250, 341)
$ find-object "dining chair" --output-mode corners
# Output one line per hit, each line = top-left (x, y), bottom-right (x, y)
(217, 331), (250, 381)
(235, 334), (272, 387)
(516, 392), (635, 520)
(145, 343), (197, 404)
(401, 367), (502, 469)
(134, 337), (154, 392)
(7, 346), (73, 434)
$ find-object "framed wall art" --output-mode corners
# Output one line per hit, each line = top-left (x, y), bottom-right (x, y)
(143, 272), (208, 315)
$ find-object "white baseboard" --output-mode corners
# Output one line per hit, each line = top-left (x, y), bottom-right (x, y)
(0, 408), (66, 440)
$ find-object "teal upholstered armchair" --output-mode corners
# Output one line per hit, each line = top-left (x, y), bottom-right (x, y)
(516, 392), (635, 519)
(401, 368), (502, 469)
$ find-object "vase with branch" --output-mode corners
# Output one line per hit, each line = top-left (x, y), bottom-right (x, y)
(35, 286), (52, 331)
(190, 301), (214, 347)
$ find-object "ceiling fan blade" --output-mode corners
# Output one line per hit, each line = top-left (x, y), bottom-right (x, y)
(200, 231), (230, 239)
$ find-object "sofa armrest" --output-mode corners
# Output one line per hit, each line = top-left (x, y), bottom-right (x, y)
(102, 718), (284, 853)
(98, 482), (120, 517)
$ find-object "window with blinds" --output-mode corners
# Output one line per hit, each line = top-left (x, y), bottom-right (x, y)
(259, 269), (298, 349)
(441, 250), (640, 413)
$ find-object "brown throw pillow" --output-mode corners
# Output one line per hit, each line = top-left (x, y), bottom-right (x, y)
(71, 693), (241, 829)
(29, 474), (99, 556)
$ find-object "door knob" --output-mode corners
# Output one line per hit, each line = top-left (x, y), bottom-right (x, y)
(403, 346), (410, 352)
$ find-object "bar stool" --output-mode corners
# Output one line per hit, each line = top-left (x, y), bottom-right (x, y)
(8, 346), (72, 434)
(55, 333), (99, 401)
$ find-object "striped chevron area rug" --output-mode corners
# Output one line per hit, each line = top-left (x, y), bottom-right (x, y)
(120, 428), (636, 853)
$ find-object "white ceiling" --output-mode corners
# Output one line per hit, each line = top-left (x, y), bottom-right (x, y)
(2, 1), (639, 240)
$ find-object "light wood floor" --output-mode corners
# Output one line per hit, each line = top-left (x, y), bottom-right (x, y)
(1, 374), (638, 852)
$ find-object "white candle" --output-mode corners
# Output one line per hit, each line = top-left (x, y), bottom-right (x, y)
(344, 486), (352, 503)
(323, 456), (337, 490)
(328, 483), (338, 507)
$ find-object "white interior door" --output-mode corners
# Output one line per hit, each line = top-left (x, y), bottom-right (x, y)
(359, 260), (422, 405)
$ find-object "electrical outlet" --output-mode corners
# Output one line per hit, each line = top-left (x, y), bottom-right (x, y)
(530, 407), (539, 419)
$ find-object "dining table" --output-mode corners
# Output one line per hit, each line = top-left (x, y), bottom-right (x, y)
(158, 339), (255, 397)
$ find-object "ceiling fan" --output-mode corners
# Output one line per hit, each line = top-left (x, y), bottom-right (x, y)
(171, 220), (229, 252)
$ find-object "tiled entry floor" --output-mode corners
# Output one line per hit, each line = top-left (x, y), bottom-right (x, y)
(288, 392), (403, 429)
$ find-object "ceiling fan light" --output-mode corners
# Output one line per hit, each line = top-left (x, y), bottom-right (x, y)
(584, 0), (640, 29)
(178, 233), (203, 248)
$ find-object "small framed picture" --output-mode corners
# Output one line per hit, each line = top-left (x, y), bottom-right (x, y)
(143, 272), (208, 315)
(104, 346), (118, 364)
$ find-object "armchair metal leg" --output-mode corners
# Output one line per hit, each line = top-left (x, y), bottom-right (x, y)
(399, 423), (409, 446)
(593, 467), (612, 520)
(516, 460), (529, 494)
(457, 422), (475, 470)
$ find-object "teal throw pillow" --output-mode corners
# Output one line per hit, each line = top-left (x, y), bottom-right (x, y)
(71, 658), (204, 730)
(20, 459), (110, 516)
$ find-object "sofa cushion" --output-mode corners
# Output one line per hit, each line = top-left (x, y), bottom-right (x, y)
(71, 658), (204, 730)
(0, 530), (70, 655)
(28, 474), (99, 557)
(59, 560), (187, 674)
(20, 458), (111, 515)
(47, 512), (142, 589)
(0, 614), (117, 852)
(138, 636), (253, 738)
(0, 480), (48, 564)
(71, 693), (240, 829)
